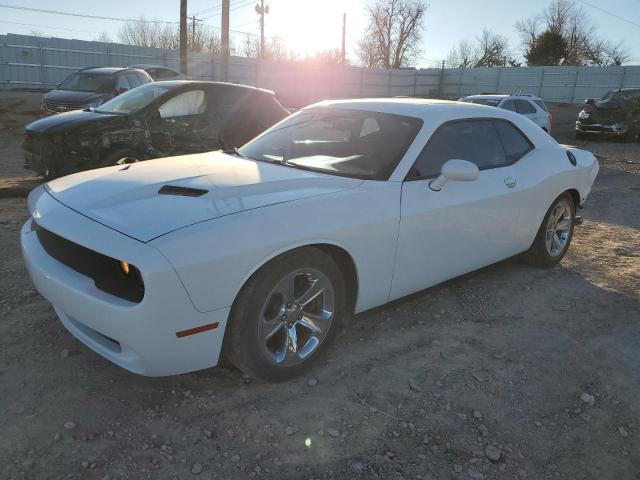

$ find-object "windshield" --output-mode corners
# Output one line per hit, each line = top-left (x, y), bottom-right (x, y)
(59, 72), (114, 93)
(469, 98), (501, 107)
(95, 83), (170, 115)
(239, 108), (423, 180)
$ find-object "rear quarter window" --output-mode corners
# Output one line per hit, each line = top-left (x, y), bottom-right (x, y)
(515, 100), (536, 114)
(494, 120), (534, 163)
(533, 99), (548, 112)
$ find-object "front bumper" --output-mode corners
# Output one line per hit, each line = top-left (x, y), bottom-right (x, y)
(575, 121), (628, 136)
(21, 189), (230, 376)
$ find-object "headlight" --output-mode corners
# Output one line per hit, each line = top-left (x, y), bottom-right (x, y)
(119, 261), (130, 276)
(578, 110), (590, 120)
(118, 260), (144, 289)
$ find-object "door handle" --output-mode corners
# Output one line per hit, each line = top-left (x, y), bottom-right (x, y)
(504, 177), (518, 188)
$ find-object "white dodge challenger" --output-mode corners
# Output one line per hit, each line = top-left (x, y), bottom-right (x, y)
(21, 98), (599, 381)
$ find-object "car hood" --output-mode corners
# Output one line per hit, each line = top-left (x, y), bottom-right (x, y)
(45, 151), (363, 242)
(26, 110), (120, 133)
(45, 89), (108, 104)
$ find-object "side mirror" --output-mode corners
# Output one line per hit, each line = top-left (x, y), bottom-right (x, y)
(114, 87), (128, 95)
(429, 159), (479, 191)
(585, 98), (596, 106)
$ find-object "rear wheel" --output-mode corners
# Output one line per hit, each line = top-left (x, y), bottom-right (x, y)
(522, 193), (575, 268)
(224, 248), (346, 382)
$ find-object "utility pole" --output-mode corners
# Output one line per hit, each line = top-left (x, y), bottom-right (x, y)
(255, 0), (269, 58)
(188, 15), (203, 50)
(221, 0), (230, 81)
(180, 0), (187, 74)
(341, 13), (346, 65)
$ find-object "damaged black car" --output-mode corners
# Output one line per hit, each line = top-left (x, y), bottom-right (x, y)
(575, 87), (640, 141)
(23, 81), (289, 178)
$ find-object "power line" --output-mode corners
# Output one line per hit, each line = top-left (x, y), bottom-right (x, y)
(0, 19), (104, 35)
(0, 2), (259, 38)
(0, 3), (178, 24)
(576, 0), (640, 30)
(197, 0), (256, 19)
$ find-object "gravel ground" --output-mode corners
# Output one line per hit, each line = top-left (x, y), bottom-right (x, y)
(0, 93), (639, 480)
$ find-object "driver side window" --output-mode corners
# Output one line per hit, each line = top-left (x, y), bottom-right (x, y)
(409, 119), (507, 179)
(115, 75), (131, 91)
(158, 90), (207, 119)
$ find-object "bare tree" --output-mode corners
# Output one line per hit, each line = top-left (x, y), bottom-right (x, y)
(446, 31), (510, 68)
(445, 40), (475, 68)
(240, 35), (260, 58)
(95, 32), (113, 43)
(356, 34), (380, 68)
(356, 0), (427, 69)
(118, 17), (179, 49)
(30, 30), (44, 37)
(474, 29), (509, 67)
(515, 0), (629, 66)
(310, 48), (346, 65)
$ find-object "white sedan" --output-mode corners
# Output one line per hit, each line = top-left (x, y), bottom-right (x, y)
(21, 99), (599, 381)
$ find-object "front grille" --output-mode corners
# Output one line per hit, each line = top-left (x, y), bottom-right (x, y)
(44, 100), (83, 113)
(23, 130), (49, 153)
(35, 223), (144, 303)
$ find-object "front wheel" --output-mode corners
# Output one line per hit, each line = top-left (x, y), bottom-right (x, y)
(522, 193), (576, 267)
(224, 248), (346, 382)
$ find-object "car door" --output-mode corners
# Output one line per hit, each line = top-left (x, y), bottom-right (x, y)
(147, 88), (211, 154)
(389, 118), (527, 301)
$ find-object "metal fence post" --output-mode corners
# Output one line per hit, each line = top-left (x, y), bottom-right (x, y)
(359, 68), (364, 98)
(388, 70), (392, 97)
(496, 67), (502, 92)
(620, 66), (626, 89)
(106, 46), (111, 67)
(413, 69), (417, 97)
(538, 68), (545, 97)
(570, 68), (580, 103)
(39, 41), (45, 87)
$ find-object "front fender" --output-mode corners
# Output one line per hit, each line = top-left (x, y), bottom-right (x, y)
(150, 181), (401, 314)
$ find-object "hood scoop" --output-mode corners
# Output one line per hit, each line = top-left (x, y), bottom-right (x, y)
(158, 185), (208, 197)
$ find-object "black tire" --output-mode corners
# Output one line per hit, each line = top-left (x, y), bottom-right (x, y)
(224, 247), (346, 382)
(522, 192), (576, 268)
(99, 148), (139, 167)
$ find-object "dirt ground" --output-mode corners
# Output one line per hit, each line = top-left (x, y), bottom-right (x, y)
(0, 92), (639, 480)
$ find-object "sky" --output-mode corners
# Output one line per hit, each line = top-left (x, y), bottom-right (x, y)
(0, 0), (639, 66)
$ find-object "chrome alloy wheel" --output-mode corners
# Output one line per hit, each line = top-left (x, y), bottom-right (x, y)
(545, 198), (573, 257)
(257, 269), (335, 366)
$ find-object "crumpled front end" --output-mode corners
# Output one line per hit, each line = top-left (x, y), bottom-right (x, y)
(22, 130), (96, 177)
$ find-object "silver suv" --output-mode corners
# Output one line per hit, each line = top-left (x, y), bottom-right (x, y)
(459, 93), (552, 133)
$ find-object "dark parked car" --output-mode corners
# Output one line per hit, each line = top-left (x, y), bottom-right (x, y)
(41, 67), (153, 115)
(129, 64), (187, 81)
(23, 81), (289, 178)
(575, 87), (640, 141)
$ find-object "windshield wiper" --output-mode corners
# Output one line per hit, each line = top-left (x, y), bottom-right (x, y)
(222, 147), (249, 159)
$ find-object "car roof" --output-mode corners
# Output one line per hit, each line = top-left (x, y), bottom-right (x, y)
(152, 80), (275, 95)
(304, 98), (509, 120)
(130, 64), (178, 71)
(77, 67), (134, 75)
(463, 93), (542, 101)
